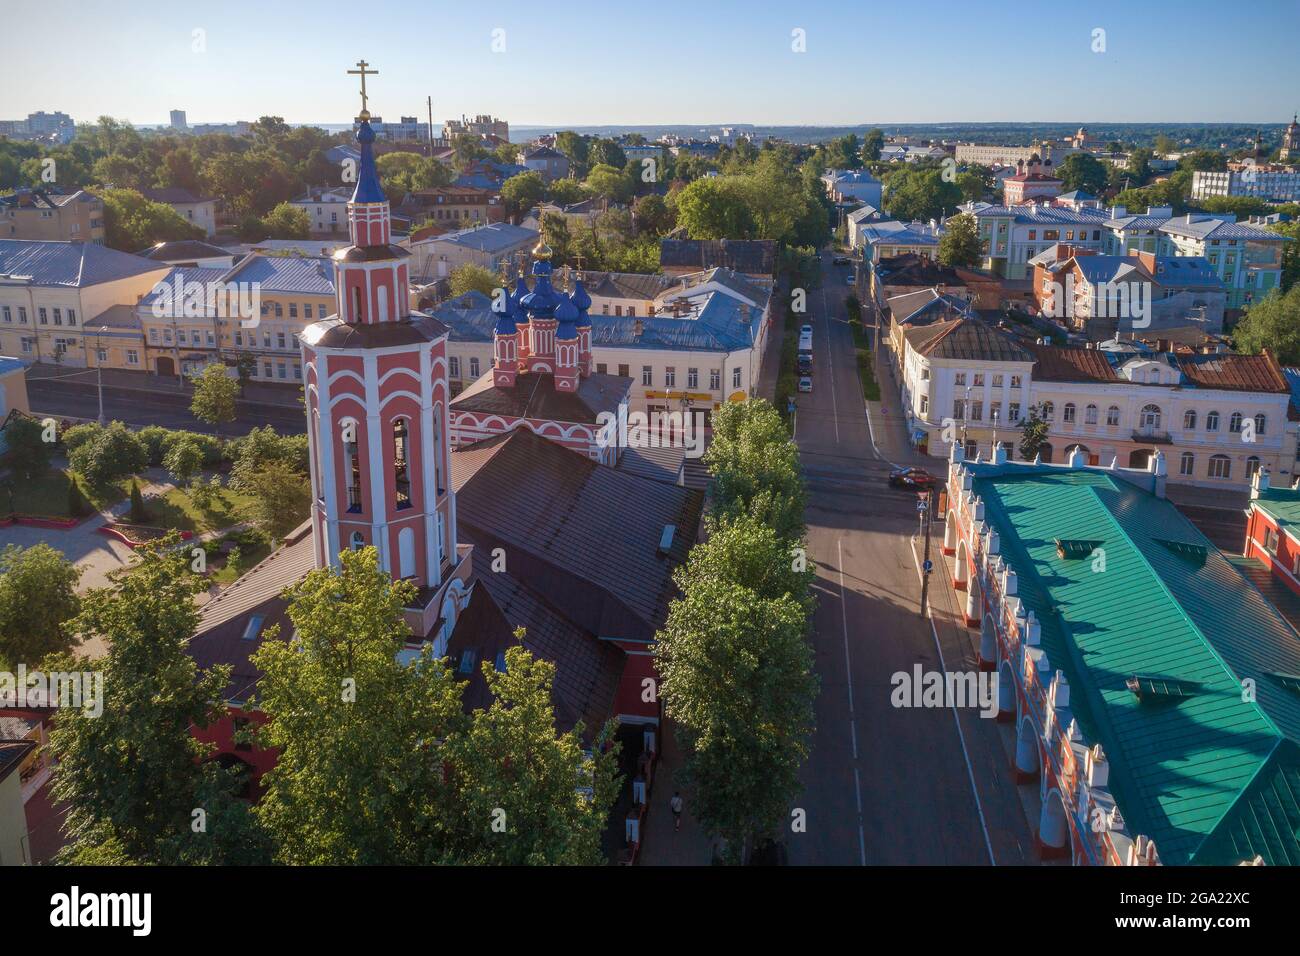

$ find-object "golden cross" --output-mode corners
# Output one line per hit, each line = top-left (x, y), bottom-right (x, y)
(572, 252), (585, 278)
(347, 59), (378, 119)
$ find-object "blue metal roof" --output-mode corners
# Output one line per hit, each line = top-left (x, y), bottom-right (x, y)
(0, 239), (162, 288)
(350, 120), (387, 205)
(227, 256), (336, 294)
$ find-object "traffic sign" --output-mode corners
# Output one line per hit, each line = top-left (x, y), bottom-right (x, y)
(923, 560), (933, 574)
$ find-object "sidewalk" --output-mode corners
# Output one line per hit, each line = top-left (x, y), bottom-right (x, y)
(865, 340), (929, 470)
(755, 280), (788, 403)
(635, 720), (716, 865)
(26, 363), (303, 409)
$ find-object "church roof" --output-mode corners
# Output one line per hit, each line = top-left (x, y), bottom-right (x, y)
(450, 369), (631, 425)
(351, 119), (386, 204)
(302, 313), (450, 350)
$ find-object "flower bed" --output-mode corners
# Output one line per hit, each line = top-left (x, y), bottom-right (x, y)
(98, 522), (194, 549)
(0, 514), (86, 530)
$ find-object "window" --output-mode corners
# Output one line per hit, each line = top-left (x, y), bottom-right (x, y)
(1208, 454), (1232, 480)
(1085, 404), (1098, 425)
(277, 362), (286, 379)
(953, 399), (965, 420)
(1107, 406), (1120, 427)
(1180, 452), (1195, 476)
(992, 374), (1003, 387)
(733, 367), (742, 389)
(277, 332), (287, 349)
(232, 330), (241, 346)
(618, 364), (629, 378)
(710, 369), (720, 390)
(1264, 526), (1280, 554)
(990, 401), (1002, 423)
(96, 348), (107, 363)
(274, 303), (283, 317)
(1206, 410), (1220, 431)
(1255, 413), (1267, 436)
(294, 363), (302, 380)
(1229, 411), (1243, 433)
(1183, 409), (1196, 430)
(687, 368), (699, 389)
(350, 532), (365, 550)
(449, 356), (460, 378)
(17, 307), (26, 324)
(304, 304), (313, 319)
(126, 349), (139, 366)
(38, 307), (48, 325)
(920, 395), (929, 415)
(1009, 402), (1021, 422)
(1063, 403), (1076, 423)
(1042, 401), (1054, 421)
(2, 306), (10, 323)
(1010, 375), (1022, 389)
(642, 366), (652, 386)
(469, 357), (480, 377)
(289, 303), (298, 319)
(954, 373), (967, 387)
(973, 373), (985, 387)
(920, 367), (931, 381)
(1140, 404), (1162, 430)
(393, 418), (412, 508)
(969, 401), (983, 422)
(596, 363), (607, 375)
(665, 367), (676, 388)
(1246, 457), (1261, 482)
(263, 362), (272, 377)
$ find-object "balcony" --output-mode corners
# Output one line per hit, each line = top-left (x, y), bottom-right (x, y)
(1132, 427), (1172, 444)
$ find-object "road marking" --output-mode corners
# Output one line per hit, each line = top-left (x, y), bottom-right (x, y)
(837, 536), (867, 866)
(909, 542), (997, 866)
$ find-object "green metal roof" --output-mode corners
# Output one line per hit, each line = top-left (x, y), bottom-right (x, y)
(1250, 486), (1300, 531)
(972, 466), (1300, 865)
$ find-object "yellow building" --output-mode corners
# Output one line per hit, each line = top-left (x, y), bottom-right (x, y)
(1, 189), (105, 244)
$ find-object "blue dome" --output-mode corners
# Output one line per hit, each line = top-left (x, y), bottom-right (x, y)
(351, 119), (386, 204)
(508, 276), (529, 315)
(520, 272), (558, 318)
(555, 294), (579, 323)
(570, 279), (592, 326)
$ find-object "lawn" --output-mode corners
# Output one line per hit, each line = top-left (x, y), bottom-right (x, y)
(142, 485), (257, 534)
(210, 532), (272, 586)
(7, 469), (131, 519)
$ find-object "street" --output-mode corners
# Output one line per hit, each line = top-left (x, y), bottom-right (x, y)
(786, 252), (1035, 865)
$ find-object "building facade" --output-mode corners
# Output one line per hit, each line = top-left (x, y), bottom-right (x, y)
(0, 189), (104, 243)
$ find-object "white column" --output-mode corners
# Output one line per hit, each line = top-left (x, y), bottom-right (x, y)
(364, 353), (389, 573)
(419, 345), (440, 588)
(317, 353), (340, 568)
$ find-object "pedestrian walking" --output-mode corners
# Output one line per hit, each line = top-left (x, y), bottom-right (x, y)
(670, 792), (683, 832)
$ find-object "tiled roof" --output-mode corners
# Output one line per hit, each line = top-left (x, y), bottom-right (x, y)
(0, 239), (164, 288)
(972, 465), (1300, 865)
(451, 428), (703, 637)
(450, 370), (631, 425)
(1023, 342), (1121, 383)
(905, 318), (1031, 362)
(1172, 352), (1289, 393)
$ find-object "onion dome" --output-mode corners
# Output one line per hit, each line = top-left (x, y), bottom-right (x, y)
(351, 119), (386, 204)
(555, 292), (579, 340)
(570, 278), (592, 326)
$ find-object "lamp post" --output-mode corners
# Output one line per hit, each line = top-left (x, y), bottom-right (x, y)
(92, 325), (108, 425)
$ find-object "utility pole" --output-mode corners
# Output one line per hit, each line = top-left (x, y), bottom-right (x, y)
(919, 488), (935, 619)
(427, 95), (434, 157)
(94, 326), (107, 424)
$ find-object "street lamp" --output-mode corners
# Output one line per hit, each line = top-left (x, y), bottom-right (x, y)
(91, 325), (109, 425)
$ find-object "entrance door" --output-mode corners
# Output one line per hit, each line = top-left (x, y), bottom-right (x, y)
(156, 356), (175, 376)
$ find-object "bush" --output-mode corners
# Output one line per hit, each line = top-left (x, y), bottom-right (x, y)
(67, 479), (89, 518)
(138, 425), (171, 466)
(60, 422), (103, 457)
(4, 415), (53, 480)
(160, 429), (224, 468)
(69, 422), (147, 491)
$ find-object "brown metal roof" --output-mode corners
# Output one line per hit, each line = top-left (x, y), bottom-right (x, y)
(905, 318), (1032, 363)
(450, 370), (631, 426)
(1023, 341), (1121, 383)
(1173, 352), (1289, 394)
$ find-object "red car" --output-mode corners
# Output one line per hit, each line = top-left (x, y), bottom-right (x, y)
(888, 467), (937, 490)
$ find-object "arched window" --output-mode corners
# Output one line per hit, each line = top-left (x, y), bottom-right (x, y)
(1183, 409), (1196, 430)
(1206, 410), (1220, 431)
(1246, 456), (1261, 481)
(1042, 401), (1054, 421)
(1255, 413), (1267, 436)
(1179, 451), (1195, 476)
(1106, 405), (1120, 426)
(351, 286), (363, 323)
(393, 418), (412, 509)
(1063, 402), (1076, 423)
(1140, 404), (1162, 429)
(1229, 411), (1243, 433)
(1085, 404), (1098, 425)
(342, 418), (362, 513)
(350, 531), (365, 550)
(1208, 454), (1232, 480)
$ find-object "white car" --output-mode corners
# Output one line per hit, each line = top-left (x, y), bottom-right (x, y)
(800, 324), (814, 335)
(797, 376), (813, 393)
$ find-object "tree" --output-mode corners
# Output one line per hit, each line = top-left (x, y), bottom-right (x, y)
(883, 166), (962, 222)
(540, 212), (572, 264)
(129, 479), (148, 523)
(3, 415), (52, 480)
(241, 458), (311, 540)
(164, 437), (203, 488)
(584, 163), (632, 203)
(546, 176), (586, 206)
(1019, 403), (1051, 461)
(1232, 286), (1300, 364)
(68, 421), (147, 490)
(442, 640), (620, 865)
(1055, 153), (1108, 196)
(67, 478), (88, 518)
(655, 574), (815, 864)
(189, 363), (238, 437)
(99, 187), (203, 251)
(632, 193), (675, 237)
(500, 171), (545, 222)
(228, 425), (308, 491)
(47, 538), (269, 864)
(252, 547), (467, 864)
(1270, 219), (1300, 293)
(0, 544), (81, 665)
(862, 128), (885, 163)
(705, 399), (806, 542)
(235, 352), (257, 396)
(673, 177), (756, 240)
(449, 263), (500, 299)
(937, 212), (982, 268)
(261, 201), (311, 239)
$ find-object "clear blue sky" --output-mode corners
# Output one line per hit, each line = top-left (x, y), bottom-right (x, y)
(4, 0), (1298, 127)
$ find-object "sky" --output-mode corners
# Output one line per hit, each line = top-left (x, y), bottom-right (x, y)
(3, 0), (1298, 128)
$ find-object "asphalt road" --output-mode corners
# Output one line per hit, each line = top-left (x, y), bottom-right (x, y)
(786, 253), (1034, 866)
(27, 378), (307, 436)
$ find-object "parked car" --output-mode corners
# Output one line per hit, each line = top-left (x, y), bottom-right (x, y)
(800, 324), (814, 335)
(846, 274), (855, 286)
(797, 355), (813, 375)
(797, 376), (813, 393)
(832, 255), (852, 266)
(888, 467), (937, 490)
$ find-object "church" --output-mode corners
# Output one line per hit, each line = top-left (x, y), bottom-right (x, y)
(187, 68), (703, 794)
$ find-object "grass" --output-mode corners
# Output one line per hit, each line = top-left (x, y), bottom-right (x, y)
(848, 318), (882, 402)
(143, 485), (256, 534)
(209, 530), (272, 586)
(8, 469), (131, 518)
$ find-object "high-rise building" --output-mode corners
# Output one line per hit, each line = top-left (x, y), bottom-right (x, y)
(170, 109), (187, 131)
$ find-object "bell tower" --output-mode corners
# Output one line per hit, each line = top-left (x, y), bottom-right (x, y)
(301, 60), (458, 599)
